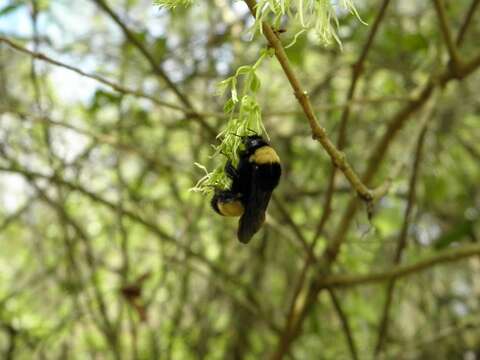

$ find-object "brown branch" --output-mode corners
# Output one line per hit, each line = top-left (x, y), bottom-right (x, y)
(269, 7), (480, 357)
(327, 288), (359, 360)
(318, 244), (480, 288)
(432, 0), (462, 69)
(318, 0), (392, 240)
(276, 5), (392, 356)
(452, 52), (480, 80)
(456, 0), (480, 46)
(272, 195), (315, 261)
(324, 43), (480, 268)
(338, 0), (392, 149)
(243, 0), (375, 203)
(90, 0), (215, 135)
(35, 185), (121, 354)
(374, 111), (431, 355)
(315, 0), (392, 245)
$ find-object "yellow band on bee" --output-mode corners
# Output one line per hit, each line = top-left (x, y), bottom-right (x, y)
(249, 146), (280, 164)
(218, 201), (244, 217)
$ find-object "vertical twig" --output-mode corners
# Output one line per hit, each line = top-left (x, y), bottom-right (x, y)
(455, 0), (480, 46)
(274, 3), (392, 357)
(327, 288), (359, 360)
(432, 0), (462, 69)
(374, 102), (434, 355)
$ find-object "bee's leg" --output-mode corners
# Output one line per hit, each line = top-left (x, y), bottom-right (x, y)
(225, 161), (239, 180)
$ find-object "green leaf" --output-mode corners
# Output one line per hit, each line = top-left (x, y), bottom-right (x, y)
(223, 98), (235, 114)
(154, 0), (194, 9)
(249, 73), (261, 93)
(235, 65), (251, 76)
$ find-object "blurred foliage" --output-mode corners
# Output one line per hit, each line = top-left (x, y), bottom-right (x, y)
(0, 0), (479, 359)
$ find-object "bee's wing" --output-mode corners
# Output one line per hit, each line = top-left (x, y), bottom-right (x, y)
(237, 166), (272, 244)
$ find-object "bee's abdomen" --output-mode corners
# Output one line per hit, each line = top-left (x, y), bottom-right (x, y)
(256, 163), (281, 191)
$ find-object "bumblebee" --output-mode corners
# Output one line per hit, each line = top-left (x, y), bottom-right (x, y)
(211, 135), (281, 243)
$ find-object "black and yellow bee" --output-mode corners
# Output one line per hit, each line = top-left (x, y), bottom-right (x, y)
(211, 135), (281, 243)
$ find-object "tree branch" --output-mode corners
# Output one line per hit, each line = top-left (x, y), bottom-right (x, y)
(242, 0), (376, 203)
(432, 0), (462, 69)
(455, 0), (480, 46)
(327, 288), (359, 360)
(267, 5), (480, 357)
(277, 4), (392, 356)
(319, 244), (480, 288)
(374, 108), (431, 355)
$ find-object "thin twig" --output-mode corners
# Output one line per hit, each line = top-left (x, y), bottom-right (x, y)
(432, 0), (462, 69)
(374, 103), (432, 355)
(327, 288), (359, 360)
(272, 195), (315, 261)
(319, 244), (480, 288)
(456, 0), (480, 46)
(32, 183), (121, 356)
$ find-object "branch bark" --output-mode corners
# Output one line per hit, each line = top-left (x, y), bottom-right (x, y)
(374, 108), (431, 355)
(318, 244), (480, 288)
(432, 0), (462, 69)
(243, 0), (378, 203)
(263, 2), (480, 357)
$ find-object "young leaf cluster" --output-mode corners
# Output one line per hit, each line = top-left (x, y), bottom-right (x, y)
(254, 0), (365, 47)
(153, 0), (194, 9)
(190, 50), (272, 194)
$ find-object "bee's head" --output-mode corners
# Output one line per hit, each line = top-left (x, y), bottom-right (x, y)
(243, 135), (269, 155)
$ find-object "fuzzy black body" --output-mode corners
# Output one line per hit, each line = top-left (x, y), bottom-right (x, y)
(210, 135), (281, 243)
(236, 136), (281, 243)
